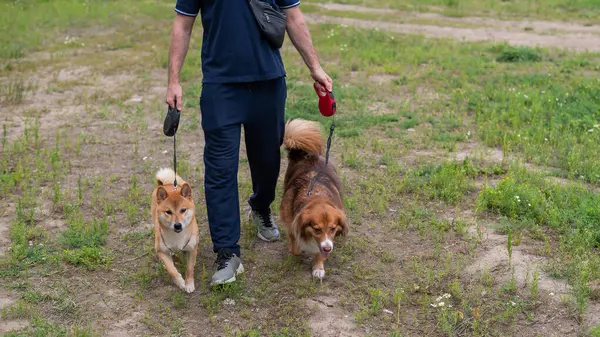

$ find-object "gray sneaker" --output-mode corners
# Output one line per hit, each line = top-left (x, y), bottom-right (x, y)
(211, 251), (244, 286)
(251, 209), (280, 242)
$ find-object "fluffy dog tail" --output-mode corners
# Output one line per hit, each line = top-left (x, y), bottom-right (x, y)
(283, 119), (324, 156)
(155, 167), (184, 186)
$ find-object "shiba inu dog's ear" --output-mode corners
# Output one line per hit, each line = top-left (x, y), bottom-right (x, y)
(157, 186), (168, 203)
(180, 183), (192, 199)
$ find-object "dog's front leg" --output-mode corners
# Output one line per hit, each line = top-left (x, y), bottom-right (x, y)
(312, 253), (326, 279)
(288, 234), (301, 256)
(183, 246), (197, 293)
(157, 251), (186, 291)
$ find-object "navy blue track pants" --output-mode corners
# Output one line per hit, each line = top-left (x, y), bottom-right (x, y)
(200, 77), (286, 257)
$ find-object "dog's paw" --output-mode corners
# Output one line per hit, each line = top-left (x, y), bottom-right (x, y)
(312, 268), (325, 279)
(174, 275), (186, 290)
(184, 280), (195, 293)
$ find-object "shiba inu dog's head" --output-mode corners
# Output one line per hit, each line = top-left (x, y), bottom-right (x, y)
(155, 183), (195, 233)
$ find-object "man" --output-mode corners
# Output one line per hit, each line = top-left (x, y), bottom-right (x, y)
(165, 0), (332, 285)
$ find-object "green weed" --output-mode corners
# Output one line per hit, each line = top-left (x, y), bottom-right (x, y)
(495, 45), (542, 63)
(61, 246), (112, 270)
(60, 216), (108, 249)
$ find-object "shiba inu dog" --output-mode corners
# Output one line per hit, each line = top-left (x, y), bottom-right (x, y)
(151, 168), (199, 293)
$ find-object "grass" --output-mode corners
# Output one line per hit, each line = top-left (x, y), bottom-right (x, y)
(478, 167), (600, 317)
(2, 0), (600, 335)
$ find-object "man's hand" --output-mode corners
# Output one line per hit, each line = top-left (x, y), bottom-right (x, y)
(284, 7), (333, 93)
(166, 82), (183, 111)
(311, 67), (332, 93)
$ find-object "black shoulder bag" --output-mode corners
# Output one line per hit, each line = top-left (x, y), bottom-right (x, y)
(248, 0), (287, 49)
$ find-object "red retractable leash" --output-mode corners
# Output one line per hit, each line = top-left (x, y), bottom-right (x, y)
(307, 83), (337, 196)
(314, 82), (336, 117)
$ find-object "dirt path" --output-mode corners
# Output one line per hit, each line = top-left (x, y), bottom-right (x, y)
(305, 4), (600, 52)
(316, 3), (600, 34)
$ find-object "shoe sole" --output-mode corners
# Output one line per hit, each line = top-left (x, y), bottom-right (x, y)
(257, 232), (280, 242)
(210, 263), (245, 286)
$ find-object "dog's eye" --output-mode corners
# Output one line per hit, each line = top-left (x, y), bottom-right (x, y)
(329, 227), (336, 234)
(180, 208), (187, 214)
(313, 228), (322, 234)
(165, 210), (172, 215)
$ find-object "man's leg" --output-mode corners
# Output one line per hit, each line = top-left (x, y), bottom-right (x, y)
(243, 77), (287, 241)
(203, 124), (241, 256)
(200, 82), (245, 285)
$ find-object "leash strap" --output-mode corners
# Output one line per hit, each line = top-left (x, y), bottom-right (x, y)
(173, 134), (178, 189)
(324, 119), (335, 166)
(306, 118), (335, 196)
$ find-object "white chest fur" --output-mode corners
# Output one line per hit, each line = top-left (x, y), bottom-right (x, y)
(160, 229), (195, 254)
(299, 239), (321, 255)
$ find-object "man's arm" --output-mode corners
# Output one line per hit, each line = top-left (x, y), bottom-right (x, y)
(284, 7), (332, 92)
(166, 13), (196, 110)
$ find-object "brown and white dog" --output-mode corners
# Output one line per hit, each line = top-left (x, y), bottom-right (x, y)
(151, 168), (199, 293)
(279, 119), (348, 279)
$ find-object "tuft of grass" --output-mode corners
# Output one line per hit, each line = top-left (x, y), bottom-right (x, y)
(494, 45), (542, 63)
(401, 160), (483, 204)
(60, 214), (109, 249)
(61, 246), (112, 270)
(1, 78), (37, 104)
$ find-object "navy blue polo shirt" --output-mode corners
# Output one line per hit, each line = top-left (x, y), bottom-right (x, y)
(175, 0), (300, 83)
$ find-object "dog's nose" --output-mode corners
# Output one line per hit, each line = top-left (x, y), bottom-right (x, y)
(174, 223), (182, 231)
(323, 246), (332, 252)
